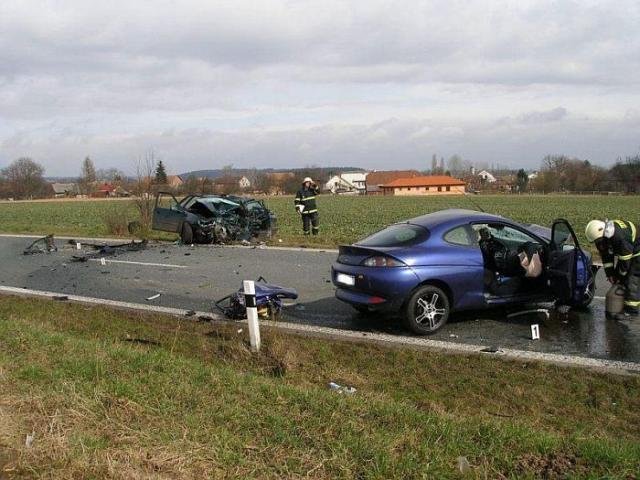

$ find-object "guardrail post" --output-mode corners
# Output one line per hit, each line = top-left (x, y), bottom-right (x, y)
(243, 280), (261, 352)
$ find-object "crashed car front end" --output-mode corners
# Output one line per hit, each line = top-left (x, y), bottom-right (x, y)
(151, 192), (277, 244)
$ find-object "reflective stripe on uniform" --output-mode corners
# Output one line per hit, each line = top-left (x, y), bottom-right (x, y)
(301, 196), (316, 201)
(619, 253), (634, 260)
(631, 222), (637, 242)
(302, 209), (318, 214)
(603, 262), (614, 268)
(614, 220), (627, 229)
(624, 300), (640, 307)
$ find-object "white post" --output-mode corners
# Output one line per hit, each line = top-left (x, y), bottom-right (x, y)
(243, 280), (261, 352)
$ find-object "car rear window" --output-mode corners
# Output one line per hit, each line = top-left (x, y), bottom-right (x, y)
(357, 224), (429, 247)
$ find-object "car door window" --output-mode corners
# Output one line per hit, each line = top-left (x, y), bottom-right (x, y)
(472, 223), (539, 248)
(551, 221), (577, 251)
(444, 225), (476, 246)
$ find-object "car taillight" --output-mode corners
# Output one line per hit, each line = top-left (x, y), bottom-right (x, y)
(362, 256), (406, 267)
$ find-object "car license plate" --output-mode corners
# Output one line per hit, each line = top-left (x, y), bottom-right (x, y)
(336, 273), (355, 286)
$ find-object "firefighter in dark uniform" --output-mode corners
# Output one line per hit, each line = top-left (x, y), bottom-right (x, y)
(585, 219), (640, 320)
(295, 177), (320, 235)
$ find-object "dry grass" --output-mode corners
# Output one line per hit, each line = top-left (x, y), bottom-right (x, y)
(1, 296), (639, 479)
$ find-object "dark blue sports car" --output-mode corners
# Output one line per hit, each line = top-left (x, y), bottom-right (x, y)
(332, 209), (596, 334)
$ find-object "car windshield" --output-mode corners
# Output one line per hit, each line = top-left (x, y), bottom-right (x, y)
(192, 197), (240, 213)
(357, 224), (429, 247)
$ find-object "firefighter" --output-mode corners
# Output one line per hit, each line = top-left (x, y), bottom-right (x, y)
(585, 219), (640, 320)
(294, 177), (320, 235)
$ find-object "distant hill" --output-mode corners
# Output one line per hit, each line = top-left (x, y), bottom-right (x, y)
(178, 167), (367, 179)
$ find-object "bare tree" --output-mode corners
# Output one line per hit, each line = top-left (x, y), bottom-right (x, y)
(96, 168), (125, 184)
(129, 150), (158, 238)
(1, 157), (47, 199)
(80, 156), (97, 195)
(447, 154), (464, 176)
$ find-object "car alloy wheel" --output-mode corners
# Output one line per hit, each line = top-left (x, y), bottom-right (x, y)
(404, 285), (450, 334)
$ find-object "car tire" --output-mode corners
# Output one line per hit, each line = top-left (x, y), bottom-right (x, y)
(404, 285), (450, 334)
(180, 222), (194, 244)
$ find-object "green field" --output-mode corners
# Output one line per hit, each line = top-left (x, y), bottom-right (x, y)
(1, 296), (639, 478)
(0, 195), (638, 247)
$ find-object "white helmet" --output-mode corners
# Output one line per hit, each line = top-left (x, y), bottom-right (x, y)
(303, 177), (313, 184)
(585, 220), (605, 243)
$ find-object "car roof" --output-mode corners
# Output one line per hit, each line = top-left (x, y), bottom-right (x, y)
(406, 209), (507, 230)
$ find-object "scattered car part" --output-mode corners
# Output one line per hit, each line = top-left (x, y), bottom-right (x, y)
(23, 235), (57, 255)
(506, 309), (550, 321)
(146, 293), (161, 301)
(122, 337), (160, 345)
(215, 276), (298, 320)
(151, 191), (277, 244)
(69, 239), (147, 262)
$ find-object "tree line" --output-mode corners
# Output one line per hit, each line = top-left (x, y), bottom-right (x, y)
(528, 154), (640, 193)
(0, 154), (638, 200)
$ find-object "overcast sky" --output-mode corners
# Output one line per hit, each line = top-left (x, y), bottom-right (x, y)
(1, 0), (639, 176)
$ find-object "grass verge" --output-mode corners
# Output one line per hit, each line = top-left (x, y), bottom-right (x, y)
(0, 295), (639, 478)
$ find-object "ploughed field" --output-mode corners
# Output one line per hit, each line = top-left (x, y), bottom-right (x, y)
(0, 194), (638, 247)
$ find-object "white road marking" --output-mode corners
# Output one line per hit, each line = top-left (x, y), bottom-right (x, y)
(88, 258), (187, 269)
(0, 285), (637, 374)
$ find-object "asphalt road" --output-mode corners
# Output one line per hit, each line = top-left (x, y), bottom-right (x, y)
(1, 235), (639, 363)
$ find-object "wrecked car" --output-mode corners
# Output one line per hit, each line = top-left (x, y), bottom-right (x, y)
(152, 192), (277, 244)
(332, 209), (596, 335)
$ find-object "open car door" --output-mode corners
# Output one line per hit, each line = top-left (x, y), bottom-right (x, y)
(546, 219), (594, 307)
(152, 192), (186, 233)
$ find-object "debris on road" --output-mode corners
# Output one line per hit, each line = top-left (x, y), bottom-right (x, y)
(507, 308), (550, 321)
(23, 234), (57, 255)
(185, 310), (196, 317)
(52, 295), (69, 301)
(480, 346), (501, 354)
(215, 277), (298, 320)
(25, 432), (35, 448)
(69, 239), (147, 263)
(146, 293), (161, 301)
(328, 382), (356, 394)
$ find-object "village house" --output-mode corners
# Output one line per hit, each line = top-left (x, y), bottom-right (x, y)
(380, 175), (466, 196)
(166, 175), (184, 189)
(324, 172), (367, 194)
(365, 170), (421, 195)
(477, 170), (497, 183)
(50, 182), (79, 198)
(91, 182), (117, 197)
(213, 175), (251, 193)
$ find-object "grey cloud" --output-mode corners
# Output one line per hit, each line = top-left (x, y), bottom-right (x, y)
(518, 107), (568, 124)
(0, 0), (639, 174)
(2, 114), (638, 176)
